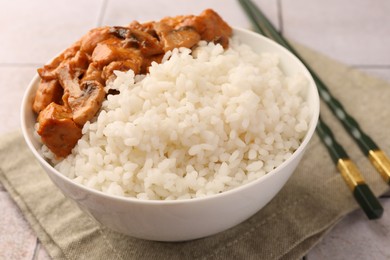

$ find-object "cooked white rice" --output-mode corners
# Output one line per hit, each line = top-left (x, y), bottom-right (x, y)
(46, 37), (310, 200)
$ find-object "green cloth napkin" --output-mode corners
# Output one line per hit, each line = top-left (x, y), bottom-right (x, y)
(1, 44), (390, 260)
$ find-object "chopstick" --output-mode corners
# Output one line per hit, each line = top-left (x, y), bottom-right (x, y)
(238, 0), (390, 186)
(238, 0), (384, 219)
(316, 117), (383, 219)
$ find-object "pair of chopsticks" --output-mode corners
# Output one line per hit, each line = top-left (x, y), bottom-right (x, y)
(238, 0), (389, 219)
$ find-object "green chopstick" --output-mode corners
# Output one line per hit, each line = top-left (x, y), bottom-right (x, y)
(317, 117), (383, 219)
(238, 0), (390, 185)
(238, 0), (384, 219)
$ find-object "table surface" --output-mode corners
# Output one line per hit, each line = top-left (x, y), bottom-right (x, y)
(1, 0), (389, 259)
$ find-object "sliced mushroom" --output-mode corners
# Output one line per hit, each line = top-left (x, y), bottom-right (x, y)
(67, 80), (105, 126)
(110, 26), (164, 57)
(57, 64), (105, 126)
(153, 23), (201, 52)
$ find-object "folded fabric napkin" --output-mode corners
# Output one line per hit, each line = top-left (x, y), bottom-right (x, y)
(1, 43), (389, 260)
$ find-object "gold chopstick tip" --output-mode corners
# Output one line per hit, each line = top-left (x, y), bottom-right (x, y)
(337, 159), (365, 190)
(368, 150), (390, 184)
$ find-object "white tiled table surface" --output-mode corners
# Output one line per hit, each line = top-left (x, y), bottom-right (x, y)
(1, 0), (389, 259)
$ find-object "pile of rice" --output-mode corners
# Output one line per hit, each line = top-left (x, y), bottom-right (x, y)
(47, 37), (310, 200)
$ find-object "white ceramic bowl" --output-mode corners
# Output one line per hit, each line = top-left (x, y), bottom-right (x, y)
(21, 27), (319, 241)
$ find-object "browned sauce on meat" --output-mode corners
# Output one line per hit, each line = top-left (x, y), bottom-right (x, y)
(37, 103), (82, 158)
(33, 9), (232, 158)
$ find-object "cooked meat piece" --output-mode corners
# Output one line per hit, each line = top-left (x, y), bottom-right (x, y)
(91, 38), (143, 69)
(181, 9), (232, 48)
(159, 15), (194, 28)
(37, 103), (82, 158)
(80, 27), (114, 55)
(110, 26), (164, 57)
(57, 64), (105, 126)
(57, 64), (81, 99)
(128, 21), (157, 36)
(153, 22), (201, 52)
(38, 42), (81, 81)
(154, 9), (232, 50)
(82, 62), (104, 84)
(102, 60), (142, 82)
(140, 54), (164, 74)
(33, 79), (63, 113)
(66, 50), (90, 79)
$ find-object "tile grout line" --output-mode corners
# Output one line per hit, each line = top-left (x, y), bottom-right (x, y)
(97, 0), (109, 26)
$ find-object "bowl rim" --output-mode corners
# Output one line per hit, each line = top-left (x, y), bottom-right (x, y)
(21, 27), (320, 205)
